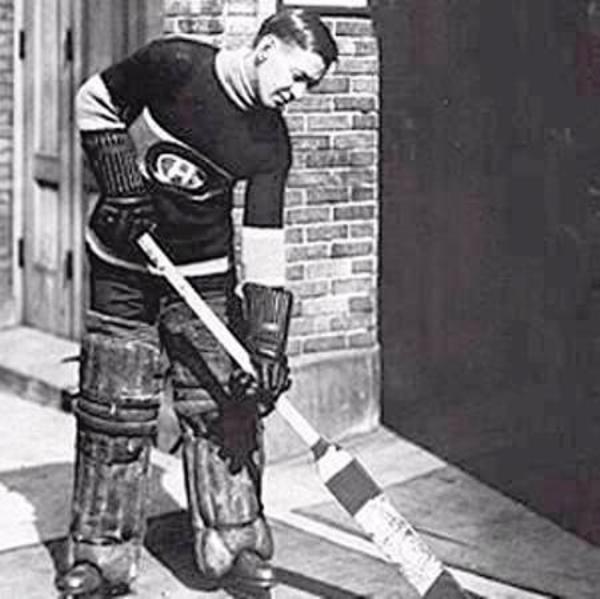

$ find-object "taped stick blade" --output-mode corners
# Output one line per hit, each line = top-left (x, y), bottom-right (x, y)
(313, 442), (469, 598)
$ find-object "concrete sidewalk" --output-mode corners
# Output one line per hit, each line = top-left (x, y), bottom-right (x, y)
(0, 326), (598, 597)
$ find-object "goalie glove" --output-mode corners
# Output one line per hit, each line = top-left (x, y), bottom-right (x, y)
(231, 283), (294, 415)
(216, 397), (260, 474)
(82, 129), (156, 258)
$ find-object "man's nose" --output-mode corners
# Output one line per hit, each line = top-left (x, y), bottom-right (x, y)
(290, 81), (307, 101)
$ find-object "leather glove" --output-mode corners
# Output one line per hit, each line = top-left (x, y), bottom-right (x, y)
(89, 194), (156, 254)
(229, 367), (289, 417)
(217, 390), (260, 475)
(242, 282), (294, 408)
(251, 356), (291, 412)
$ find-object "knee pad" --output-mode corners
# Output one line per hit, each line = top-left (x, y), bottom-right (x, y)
(79, 322), (162, 412)
(77, 316), (162, 437)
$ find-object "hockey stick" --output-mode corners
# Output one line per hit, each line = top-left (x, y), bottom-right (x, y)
(137, 232), (469, 599)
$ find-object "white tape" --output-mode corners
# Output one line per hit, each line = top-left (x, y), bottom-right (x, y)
(354, 494), (444, 596)
(316, 445), (354, 482)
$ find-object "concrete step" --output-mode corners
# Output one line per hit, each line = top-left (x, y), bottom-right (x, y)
(0, 326), (79, 410)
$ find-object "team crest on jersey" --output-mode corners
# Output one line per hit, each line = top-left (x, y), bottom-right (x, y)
(145, 142), (232, 202)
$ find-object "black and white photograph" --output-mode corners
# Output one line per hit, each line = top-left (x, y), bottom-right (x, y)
(0, 1), (598, 597)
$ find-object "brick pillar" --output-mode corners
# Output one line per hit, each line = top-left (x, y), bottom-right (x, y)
(285, 16), (379, 357)
(278, 15), (380, 458)
(160, 2), (381, 458)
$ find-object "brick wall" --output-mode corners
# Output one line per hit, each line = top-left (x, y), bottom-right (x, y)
(164, 0), (258, 48)
(163, 1), (379, 361)
(0, 0), (14, 319)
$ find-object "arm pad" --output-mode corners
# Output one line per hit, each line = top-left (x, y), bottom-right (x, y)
(81, 129), (146, 197)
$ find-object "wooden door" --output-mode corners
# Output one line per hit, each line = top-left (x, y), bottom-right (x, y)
(18, 0), (163, 339)
(20, 0), (74, 337)
(77, 0), (163, 75)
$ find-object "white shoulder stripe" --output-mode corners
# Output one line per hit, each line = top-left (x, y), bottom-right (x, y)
(76, 74), (125, 132)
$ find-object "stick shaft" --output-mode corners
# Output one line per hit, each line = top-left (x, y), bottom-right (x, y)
(137, 232), (320, 447)
(275, 396), (320, 446)
(138, 233), (253, 372)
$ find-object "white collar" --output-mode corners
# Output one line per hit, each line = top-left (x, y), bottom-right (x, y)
(214, 48), (257, 111)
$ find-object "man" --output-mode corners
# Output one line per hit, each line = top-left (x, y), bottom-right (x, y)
(56, 9), (337, 597)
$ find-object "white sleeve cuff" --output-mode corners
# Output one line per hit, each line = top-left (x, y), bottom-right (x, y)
(241, 226), (286, 287)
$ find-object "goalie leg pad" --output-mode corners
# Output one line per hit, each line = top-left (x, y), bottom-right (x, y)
(182, 424), (273, 580)
(68, 313), (161, 588)
(160, 292), (272, 579)
(69, 431), (152, 586)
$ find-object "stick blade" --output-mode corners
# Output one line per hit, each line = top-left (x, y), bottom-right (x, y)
(315, 444), (469, 598)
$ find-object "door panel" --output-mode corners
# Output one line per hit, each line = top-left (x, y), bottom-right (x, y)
(79, 0), (163, 81)
(22, 0), (73, 336)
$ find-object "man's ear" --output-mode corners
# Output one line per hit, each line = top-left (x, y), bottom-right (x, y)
(254, 34), (277, 65)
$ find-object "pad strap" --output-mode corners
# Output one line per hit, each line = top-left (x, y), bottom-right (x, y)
(75, 411), (157, 438)
(81, 130), (146, 197)
(76, 428), (149, 464)
(75, 395), (159, 437)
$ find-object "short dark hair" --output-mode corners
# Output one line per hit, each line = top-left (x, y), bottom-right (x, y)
(254, 9), (338, 69)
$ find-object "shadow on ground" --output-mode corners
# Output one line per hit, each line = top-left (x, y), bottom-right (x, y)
(145, 510), (398, 598)
(0, 461), (181, 588)
(145, 510), (223, 593)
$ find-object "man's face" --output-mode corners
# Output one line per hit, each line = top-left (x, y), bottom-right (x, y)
(254, 36), (327, 109)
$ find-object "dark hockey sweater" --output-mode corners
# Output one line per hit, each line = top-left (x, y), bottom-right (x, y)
(77, 37), (291, 279)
